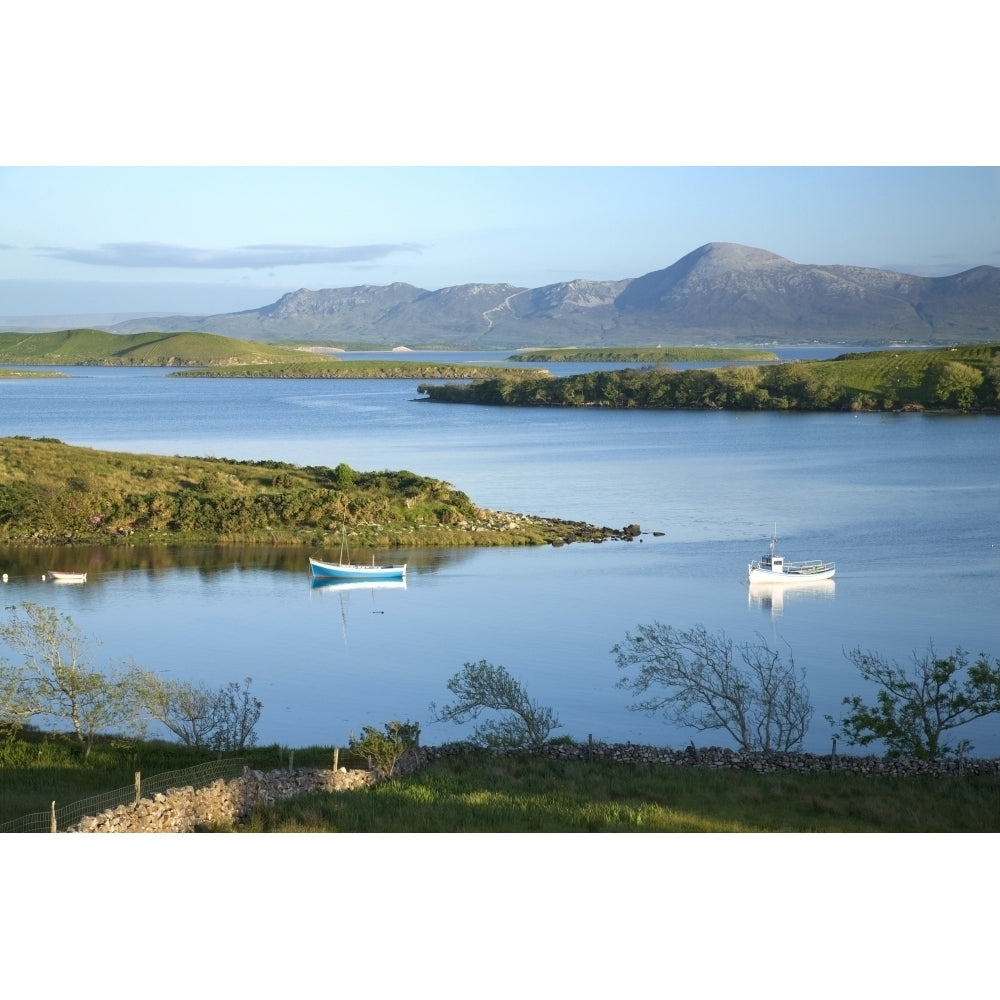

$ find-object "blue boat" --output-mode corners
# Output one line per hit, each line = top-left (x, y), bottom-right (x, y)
(309, 556), (407, 581)
(310, 526), (406, 581)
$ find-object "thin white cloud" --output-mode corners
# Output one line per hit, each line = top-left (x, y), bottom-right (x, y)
(35, 241), (422, 270)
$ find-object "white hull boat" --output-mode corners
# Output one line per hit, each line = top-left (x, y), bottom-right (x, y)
(747, 532), (835, 584)
(46, 571), (88, 584)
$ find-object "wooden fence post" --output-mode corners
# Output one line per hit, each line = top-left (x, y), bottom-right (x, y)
(288, 749), (294, 773)
(50, 801), (57, 833)
(135, 771), (141, 805)
(333, 747), (340, 771)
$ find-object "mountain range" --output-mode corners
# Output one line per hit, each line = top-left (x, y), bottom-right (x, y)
(106, 242), (1000, 348)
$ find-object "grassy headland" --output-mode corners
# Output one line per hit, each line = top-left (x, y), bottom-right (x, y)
(0, 329), (310, 367)
(0, 436), (629, 548)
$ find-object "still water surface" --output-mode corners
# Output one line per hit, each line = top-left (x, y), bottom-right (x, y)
(1, 353), (998, 754)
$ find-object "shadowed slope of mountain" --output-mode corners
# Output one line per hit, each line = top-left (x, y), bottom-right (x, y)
(105, 243), (1000, 347)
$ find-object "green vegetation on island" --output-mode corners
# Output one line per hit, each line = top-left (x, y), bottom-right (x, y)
(510, 347), (779, 363)
(0, 436), (627, 548)
(419, 343), (1000, 412)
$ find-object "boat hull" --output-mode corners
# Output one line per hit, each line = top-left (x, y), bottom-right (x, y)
(747, 564), (835, 583)
(311, 577), (407, 592)
(308, 557), (406, 581)
(46, 571), (87, 583)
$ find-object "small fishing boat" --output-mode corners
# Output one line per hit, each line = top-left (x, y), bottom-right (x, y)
(309, 528), (406, 581)
(46, 571), (88, 584)
(747, 531), (835, 584)
(309, 557), (407, 581)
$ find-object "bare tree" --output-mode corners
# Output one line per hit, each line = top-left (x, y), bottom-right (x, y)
(613, 623), (812, 752)
(130, 669), (222, 747)
(212, 677), (262, 752)
(429, 659), (561, 747)
(131, 671), (262, 751)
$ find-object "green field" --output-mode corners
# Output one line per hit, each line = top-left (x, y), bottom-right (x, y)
(3, 734), (997, 832)
(233, 753), (1000, 833)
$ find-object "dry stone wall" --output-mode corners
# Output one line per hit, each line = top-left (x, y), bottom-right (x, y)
(66, 766), (375, 833)
(411, 742), (1000, 777)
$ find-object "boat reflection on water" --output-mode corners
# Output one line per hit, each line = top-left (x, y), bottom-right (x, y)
(310, 578), (407, 594)
(309, 577), (407, 644)
(748, 579), (835, 618)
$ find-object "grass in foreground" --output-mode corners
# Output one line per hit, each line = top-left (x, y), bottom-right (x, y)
(225, 753), (1000, 833)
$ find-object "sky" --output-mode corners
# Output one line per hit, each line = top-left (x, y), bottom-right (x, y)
(2, 6), (996, 321)
(4, 166), (997, 320)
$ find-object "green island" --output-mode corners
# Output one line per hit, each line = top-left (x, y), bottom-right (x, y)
(420, 343), (1000, 412)
(510, 347), (778, 362)
(0, 436), (630, 548)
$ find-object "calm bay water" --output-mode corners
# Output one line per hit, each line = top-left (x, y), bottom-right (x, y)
(2, 352), (998, 754)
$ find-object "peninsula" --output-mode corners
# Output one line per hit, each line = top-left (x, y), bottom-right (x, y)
(0, 437), (637, 549)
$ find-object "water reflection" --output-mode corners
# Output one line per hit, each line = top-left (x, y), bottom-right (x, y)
(308, 577), (408, 645)
(748, 580), (836, 618)
(0, 543), (476, 586)
(309, 578), (408, 593)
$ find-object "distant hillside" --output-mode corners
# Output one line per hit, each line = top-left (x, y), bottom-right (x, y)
(0, 329), (313, 366)
(101, 243), (1000, 348)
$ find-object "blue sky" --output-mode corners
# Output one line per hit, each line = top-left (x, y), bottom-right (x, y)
(2, 7), (995, 319)
(3, 167), (998, 318)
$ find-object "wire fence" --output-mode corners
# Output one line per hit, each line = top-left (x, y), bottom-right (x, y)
(0, 758), (248, 833)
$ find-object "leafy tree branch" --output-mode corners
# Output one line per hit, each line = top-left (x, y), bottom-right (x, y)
(829, 643), (1000, 759)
